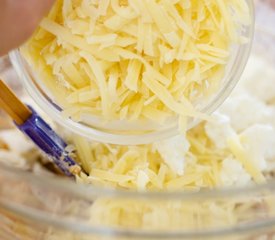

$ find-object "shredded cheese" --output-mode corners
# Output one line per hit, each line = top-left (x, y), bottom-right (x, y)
(22, 0), (250, 131)
(62, 114), (271, 233)
(68, 114), (264, 191)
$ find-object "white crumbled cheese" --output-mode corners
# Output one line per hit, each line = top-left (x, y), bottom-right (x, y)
(204, 112), (236, 149)
(259, 106), (275, 128)
(0, 150), (30, 170)
(153, 135), (190, 176)
(136, 170), (149, 191)
(219, 92), (272, 132)
(239, 55), (275, 102)
(32, 163), (56, 177)
(240, 124), (275, 171)
(0, 129), (34, 154)
(220, 157), (251, 187)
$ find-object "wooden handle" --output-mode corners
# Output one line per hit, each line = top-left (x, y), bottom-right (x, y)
(0, 79), (32, 125)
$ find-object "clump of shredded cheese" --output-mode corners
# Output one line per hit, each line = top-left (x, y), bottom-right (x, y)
(72, 112), (268, 191)
(0, 129), (37, 170)
(22, 0), (250, 131)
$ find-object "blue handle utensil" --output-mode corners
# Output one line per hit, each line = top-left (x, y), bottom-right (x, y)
(0, 79), (81, 177)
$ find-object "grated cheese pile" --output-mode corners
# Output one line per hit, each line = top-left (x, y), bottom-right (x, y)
(22, 0), (250, 131)
(0, 129), (38, 170)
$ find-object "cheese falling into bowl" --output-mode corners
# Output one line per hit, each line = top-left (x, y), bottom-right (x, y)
(22, 0), (251, 133)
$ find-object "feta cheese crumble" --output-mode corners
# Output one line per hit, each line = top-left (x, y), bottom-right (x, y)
(154, 135), (190, 176)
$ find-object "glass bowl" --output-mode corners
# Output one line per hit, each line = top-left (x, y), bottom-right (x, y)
(2, 1), (275, 240)
(2, 161), (275, 240)
(9, 0), (254, 145)
(1, 3), (275, 236)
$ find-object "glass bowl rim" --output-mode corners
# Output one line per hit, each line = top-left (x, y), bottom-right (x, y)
(2, 162), (275, 238)
(2, 162), (275, 201)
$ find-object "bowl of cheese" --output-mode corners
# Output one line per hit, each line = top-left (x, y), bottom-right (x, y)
(3, 45), (275, 239)
(10, 0), (254, 145)
(2, 1), (275, 238)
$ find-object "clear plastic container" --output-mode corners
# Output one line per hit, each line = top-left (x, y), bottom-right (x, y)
(9, 0), (254, 145)
(2, 1), (275, 240)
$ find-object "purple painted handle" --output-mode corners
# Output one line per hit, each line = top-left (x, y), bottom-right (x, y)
(17, 107), (80, 177)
